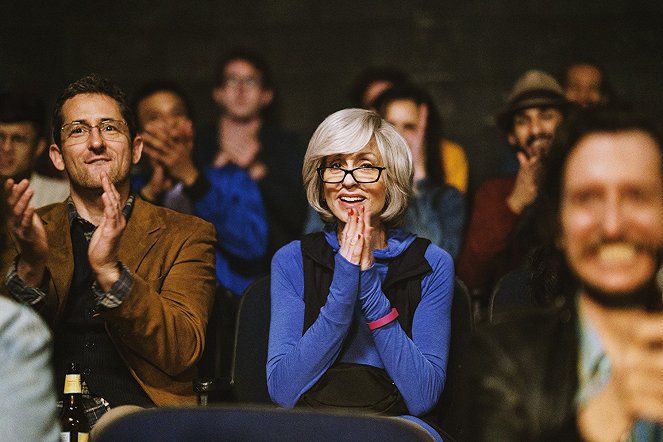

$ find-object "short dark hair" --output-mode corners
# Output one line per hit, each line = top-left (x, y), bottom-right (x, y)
(131, 80), (195, 129)
(560, 59), (613, 104)
(0, 92), (45, 138)
(349, 66), (410, 108)
(373, 84), (446, 185)
(51, 73), (136, 146)
(529, 107), (663, 304)
(213, 48), (274, 90)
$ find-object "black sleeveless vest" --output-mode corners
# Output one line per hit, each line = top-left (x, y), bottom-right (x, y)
(298, 232), (432, 415)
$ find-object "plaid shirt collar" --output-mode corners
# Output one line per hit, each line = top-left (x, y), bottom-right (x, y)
(66, 194), (136, 240)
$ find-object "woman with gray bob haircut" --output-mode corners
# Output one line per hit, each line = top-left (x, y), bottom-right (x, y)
(268, 108), (453, 441)
(302, 108), (413, 225)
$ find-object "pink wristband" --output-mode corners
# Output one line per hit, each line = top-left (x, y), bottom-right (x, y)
(367, 308), (399, 330)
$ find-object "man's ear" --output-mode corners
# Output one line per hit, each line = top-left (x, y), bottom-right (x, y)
(49, 144), (65, 172)
(132, 135), (144, 165)
(260, 88), (274, 108)
(507, 133), (516, 146)
(212, 87), (225, 106)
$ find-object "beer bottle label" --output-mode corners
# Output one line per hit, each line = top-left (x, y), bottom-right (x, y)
(63, 374), (82, 394)
(60, 432), (89, 442)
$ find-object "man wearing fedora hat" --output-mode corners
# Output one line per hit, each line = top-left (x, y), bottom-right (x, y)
(457, 70), (568, 300)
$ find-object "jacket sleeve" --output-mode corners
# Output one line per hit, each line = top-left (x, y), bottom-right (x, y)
(266, 242), (358, 407)
(357, 246), (454, 416)
(99, 218), (216, 377)
(0, 298), (60, 442)
(192, 167), (268, 260)
(464, 322), (584, 442)
(456, 178), (520, 291)
(464, 325), (530, 440)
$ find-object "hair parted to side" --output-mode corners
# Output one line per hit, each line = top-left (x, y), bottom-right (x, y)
(52, 73), (136, 146)
(303, 108), (413, 226)
(529, 106), (663, 306)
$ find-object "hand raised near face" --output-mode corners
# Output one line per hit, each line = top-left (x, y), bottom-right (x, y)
(5, 178), (48, 286)
(506, 151), (541, 214)
(88, 173), (126, 292)
(358, 206), (375, 271)
(140, 162), (174, 202)
(410, 103), (429, 182)
(338, 206), (375, 270)
(339, 208), (365, 266)
(219, 124), (261, 169)
(603, 309), (663, 423)
(141, 120), (199, 186)
(578, 301), (663, 440)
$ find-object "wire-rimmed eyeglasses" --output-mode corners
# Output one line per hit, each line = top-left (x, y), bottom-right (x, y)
(61, 119), (128, 144)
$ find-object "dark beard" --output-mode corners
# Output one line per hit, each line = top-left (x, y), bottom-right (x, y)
(581, 251), (663, 311)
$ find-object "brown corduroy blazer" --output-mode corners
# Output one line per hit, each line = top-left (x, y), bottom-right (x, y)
(1, 197), (216, 405)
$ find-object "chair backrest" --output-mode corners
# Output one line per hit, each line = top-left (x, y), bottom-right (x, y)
(436, 277), (474, 441)
(95, 406), (435, 442)
(197, 286), (237, 381)
(488, 267), (532, 324)
(231, 274), (272, 404)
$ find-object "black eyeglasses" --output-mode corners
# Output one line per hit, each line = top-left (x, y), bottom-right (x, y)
(317, 166), (386, 184)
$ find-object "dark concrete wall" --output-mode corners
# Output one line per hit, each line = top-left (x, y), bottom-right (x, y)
(3, 0), (662, 189)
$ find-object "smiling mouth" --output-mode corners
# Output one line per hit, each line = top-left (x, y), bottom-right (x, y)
(596, 243), (638, 264)
(340, 196), (365, 203)
(85, 158), (111, 164)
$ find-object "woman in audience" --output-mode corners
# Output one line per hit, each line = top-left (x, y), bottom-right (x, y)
(303, 86), (466, 260)
(375, 85), (466, 258)
(267, 108), (453, 441)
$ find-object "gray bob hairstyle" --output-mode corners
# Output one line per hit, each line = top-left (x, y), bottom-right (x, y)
(302, 108), (413, 226)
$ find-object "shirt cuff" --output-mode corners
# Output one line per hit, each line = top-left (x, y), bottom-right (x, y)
(91, 262), (134, 309)
(182, 172), (211, 201)
(5, 257), (49, 306)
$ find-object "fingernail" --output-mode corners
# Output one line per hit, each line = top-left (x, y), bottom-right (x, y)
(356, 216), (359, 223)
(349, 208), (354, 216)
(358, 233), (361, 239)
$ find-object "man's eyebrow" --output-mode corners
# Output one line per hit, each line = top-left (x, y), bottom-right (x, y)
(66, 117), (118, 124)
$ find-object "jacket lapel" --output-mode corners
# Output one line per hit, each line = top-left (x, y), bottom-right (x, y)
(42, 204), (74, 312)
(120, 198), (163, 272)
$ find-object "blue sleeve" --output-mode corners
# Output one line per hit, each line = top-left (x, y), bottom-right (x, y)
(192, 167), (268, 260)
(358, 245), (454, 416)
(267, 242), (359, 407)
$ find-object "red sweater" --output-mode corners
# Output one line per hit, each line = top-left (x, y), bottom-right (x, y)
(457, 176), (522, 294)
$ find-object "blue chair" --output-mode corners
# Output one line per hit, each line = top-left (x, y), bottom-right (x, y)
(94, 405), (436, 442)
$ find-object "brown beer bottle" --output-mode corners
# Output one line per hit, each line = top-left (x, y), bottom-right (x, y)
(60, 362), (90, 442)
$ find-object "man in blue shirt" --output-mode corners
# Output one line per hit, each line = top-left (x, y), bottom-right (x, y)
(132, 81), (268, 296)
